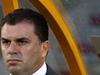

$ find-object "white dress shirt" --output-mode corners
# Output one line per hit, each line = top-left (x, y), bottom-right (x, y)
(32, 62), (47, 75)
(10, 62), (47, 75)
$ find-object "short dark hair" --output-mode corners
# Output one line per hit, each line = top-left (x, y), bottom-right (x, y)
(0, 8), (48, 42)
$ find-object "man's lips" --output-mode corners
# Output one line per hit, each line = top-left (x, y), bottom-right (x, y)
(7, 59), (22, 63)
(7, 59), (22, 66)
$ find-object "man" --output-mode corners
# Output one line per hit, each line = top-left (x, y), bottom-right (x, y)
(0, 8), (58, 75)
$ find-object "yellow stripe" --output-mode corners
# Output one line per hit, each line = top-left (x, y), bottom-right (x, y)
(1, 0), (19, 15)
(12, 0), (19, 9)
(29, 0), (88, 75)
(39, 1), (87, 75)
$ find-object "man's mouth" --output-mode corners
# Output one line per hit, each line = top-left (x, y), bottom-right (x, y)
(7, 59), (22, 64)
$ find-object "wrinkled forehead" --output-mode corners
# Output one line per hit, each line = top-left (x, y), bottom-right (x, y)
(1, 22), (36, 39)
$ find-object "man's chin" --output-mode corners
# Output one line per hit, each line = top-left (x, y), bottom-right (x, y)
(6, 60), (22, 71)
(7, 66), (22, 73)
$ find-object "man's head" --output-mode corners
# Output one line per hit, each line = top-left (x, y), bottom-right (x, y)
(0, 8), (49, 75)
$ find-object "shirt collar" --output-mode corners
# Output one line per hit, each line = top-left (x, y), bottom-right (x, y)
(32, 62), (47, 75)
(10, 62), (47, 75)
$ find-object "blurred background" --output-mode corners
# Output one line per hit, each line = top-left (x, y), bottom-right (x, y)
(0, 0), (100, 75)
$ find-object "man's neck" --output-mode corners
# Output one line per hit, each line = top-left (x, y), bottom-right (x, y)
(32, 62), (47, 75)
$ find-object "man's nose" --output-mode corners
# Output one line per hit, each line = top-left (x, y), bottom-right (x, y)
(8, 42), (19, 54)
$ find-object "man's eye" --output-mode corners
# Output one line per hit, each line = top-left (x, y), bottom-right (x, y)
(1, 40), (10, 45)
(18, 40), (29, 45)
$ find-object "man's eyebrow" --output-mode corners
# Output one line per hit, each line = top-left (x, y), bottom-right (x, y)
(0, 37), (9, 41)
(16, 37), (31, 41)
(0, 37), (30, 41)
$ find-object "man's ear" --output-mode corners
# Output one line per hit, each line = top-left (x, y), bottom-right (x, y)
(41, 40), (49, 58)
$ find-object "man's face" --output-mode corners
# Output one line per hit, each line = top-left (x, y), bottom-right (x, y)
(1, 21), (48, 74)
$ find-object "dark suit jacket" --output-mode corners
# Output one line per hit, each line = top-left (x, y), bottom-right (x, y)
(46, 65), (59, 75)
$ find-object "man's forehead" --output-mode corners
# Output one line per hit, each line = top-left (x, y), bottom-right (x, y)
(1, 22), (36, 39)
(2, 22), (34, 31)
(2, 22), (35, 33)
